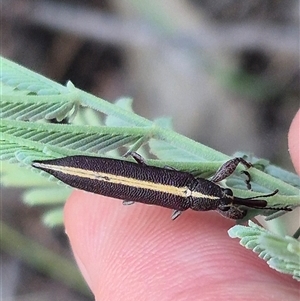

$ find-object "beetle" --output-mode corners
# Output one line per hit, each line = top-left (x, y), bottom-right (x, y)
(32, 153), (285, 220)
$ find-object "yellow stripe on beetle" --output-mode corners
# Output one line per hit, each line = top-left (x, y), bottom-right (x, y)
(33, 162), (199, 198)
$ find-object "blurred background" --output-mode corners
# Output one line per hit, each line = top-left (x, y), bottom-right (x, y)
(1, 0), (299, 300)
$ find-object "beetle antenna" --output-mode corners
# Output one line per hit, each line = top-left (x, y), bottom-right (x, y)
(242, 189), (279, 200)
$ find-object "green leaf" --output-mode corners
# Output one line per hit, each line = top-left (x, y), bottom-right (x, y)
(233, 152), (300, 188)
(228, 220), (300, 281)
(1, 57), (69, 95)
(1, 55), (299, 224)
(42, 208), (64, 227)
(1, 119), (148, 158)
(23, 187), (71, 206)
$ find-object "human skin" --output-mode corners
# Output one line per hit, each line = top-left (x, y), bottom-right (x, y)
(64, 110), (300, 301)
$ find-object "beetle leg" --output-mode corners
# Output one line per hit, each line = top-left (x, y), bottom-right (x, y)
(210, 157), (252, 183)
(171, 210), (182, 220)
(241, 170), (252, 190)
(123, 200), (135, 205)
(217, 206), (247, 220)
(125, 152), (147, 165)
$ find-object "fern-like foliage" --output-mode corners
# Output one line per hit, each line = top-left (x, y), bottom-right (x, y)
(1, 55), (300, 212)
(229, 221), (300, 281)
(1, 56), (300, 280)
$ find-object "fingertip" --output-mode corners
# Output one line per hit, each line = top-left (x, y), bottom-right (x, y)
(63, 192), (235, 299)
(288, 109), (300, 175)
(63, 191), (299, 300)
